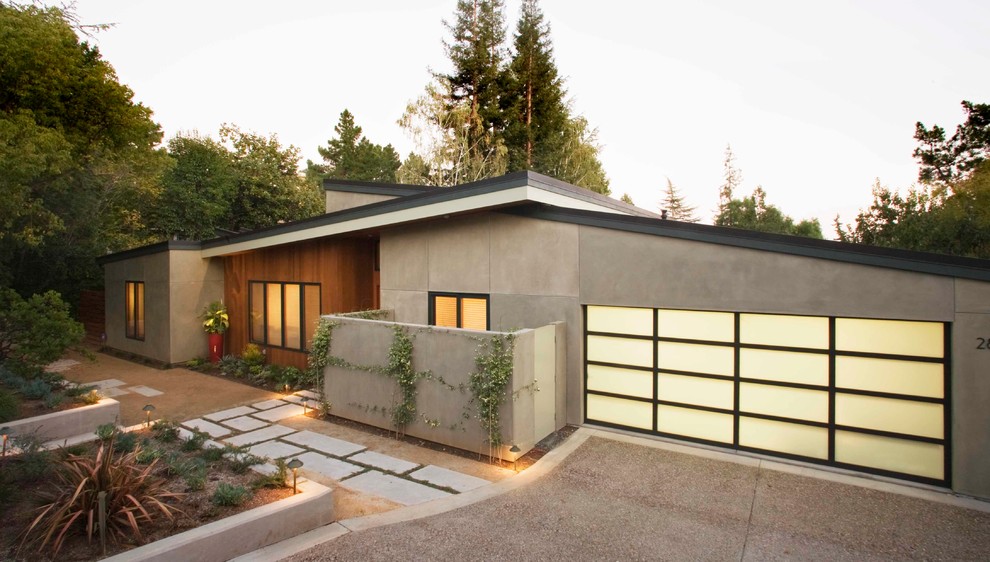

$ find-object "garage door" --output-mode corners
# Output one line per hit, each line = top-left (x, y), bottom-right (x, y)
(584, 305), (949, 486)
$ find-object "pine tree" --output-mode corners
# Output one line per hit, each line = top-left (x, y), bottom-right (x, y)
(504, 0), (567, 172)
(308, 110), (400, 183)
(443, 0), (507, 161)
(717, 144), (743, 224)
(661, 178), (699, 222)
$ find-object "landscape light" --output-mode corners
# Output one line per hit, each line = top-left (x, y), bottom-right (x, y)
(301, 397), (309, 416)
(142, 404), (156, 428)
(1, 427), (10, 457)
(287, 458), (304, 493)
(509, 444), (521, 472)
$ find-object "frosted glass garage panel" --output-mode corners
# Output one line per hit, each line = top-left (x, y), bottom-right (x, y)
(587, 335), (653, 368)
(587, 306), (653, 336)
(657, 309), (734, 342)
(740, 348), (828, 386)
(657, 405), (733, 443)
(739, 417), (828, 459)
(835, 431), (944, 480)
(587, 365), (652, 399)
(835, 394), (943, 439)
(740, 314), (828, 349)
(835, 318), (943, 358)
(658, 342), (733, 376)
(739, 383), (828, 423)
(658, 373), (734, 410)
(836, 356), (944, 398)
(586, 394), (652, 430)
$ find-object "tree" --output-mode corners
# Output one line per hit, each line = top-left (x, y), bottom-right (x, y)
(0, 3), (167, 304)
(307, 110), (400, 183)
(503, 0), (567, 172)
(716, 186), (823, 238)
(0, 287), (84, 376)
(914, 100), (990, 185)
(661, 178), (698, 222)
(443, 0), (508, 163)
(147, 134), (236, 241)
(540, 115), (610, 194)
(717, 144), (743, 222)
(219, 124), (323, 232)
(620, 193), (634, 205)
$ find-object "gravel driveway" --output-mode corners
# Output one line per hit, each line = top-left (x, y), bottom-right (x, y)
(289, 431), (990, 561)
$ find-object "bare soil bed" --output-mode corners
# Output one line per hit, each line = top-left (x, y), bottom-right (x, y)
(0, 425), (292, 561)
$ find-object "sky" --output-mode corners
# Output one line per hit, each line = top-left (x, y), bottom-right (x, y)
(71, 0), (990, 237)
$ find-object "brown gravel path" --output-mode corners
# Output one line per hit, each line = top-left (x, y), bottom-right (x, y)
(288, 434), (990, 561)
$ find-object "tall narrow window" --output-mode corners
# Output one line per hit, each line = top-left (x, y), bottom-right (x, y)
(125, 281), (145, 340)
(429, 293), (489, 330)
(248, 281), (321, 351)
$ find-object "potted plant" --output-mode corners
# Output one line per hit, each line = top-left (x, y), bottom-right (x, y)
(201, 301), (229, 363)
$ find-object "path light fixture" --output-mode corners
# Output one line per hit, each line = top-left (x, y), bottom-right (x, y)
(283, 383), (291, 396)
(1, 427), (10, 458)
(142, 404), (156, 428)
(287, 458), (304, 493)
(509, 444), (521, 472)
(301, 397), (309, 416)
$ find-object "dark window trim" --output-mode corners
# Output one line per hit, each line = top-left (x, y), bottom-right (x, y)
(124, 280), (145, 341)
(583, 305), (950, 488)
(428, 292), (490, 331)
(248, 280), (322, 352)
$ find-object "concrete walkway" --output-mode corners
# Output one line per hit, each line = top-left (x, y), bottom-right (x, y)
(271, 428), (990, 562)
(180, 392), (495, 508)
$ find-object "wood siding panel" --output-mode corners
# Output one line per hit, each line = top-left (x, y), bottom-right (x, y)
(223, 238), (375, 369)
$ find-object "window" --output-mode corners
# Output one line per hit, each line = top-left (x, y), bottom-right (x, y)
(125, 281), (145, 340)
(248, 282), (321, 351)
(429, 293), (489, 330)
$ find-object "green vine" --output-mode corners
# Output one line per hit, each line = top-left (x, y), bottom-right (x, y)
(385, 325), (431, 433)
(338, 309), (392, 320)
(470, 333), (515, 458)
(306, 319), (338, 414)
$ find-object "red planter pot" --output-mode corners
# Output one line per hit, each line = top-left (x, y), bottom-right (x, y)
(208, 333), (224, 363)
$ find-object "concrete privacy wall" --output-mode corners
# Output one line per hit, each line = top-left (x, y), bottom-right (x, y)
(325, 191), (397, 213)
(103, 248), (222, 365)
(323, 316), (560, 459)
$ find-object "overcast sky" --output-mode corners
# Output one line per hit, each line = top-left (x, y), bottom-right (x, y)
(72, 0), (990, 236)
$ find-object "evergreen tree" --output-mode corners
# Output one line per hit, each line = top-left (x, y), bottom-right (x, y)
(914, 100), (990, 185)
(443, 0), (507, 162)
(503, 0), (567, 172)
(620, 193), (634, 205)
(717, 144), (742, 223)
(716, 186), (822, 238)
(308, 110), (400, 183)
(661, 178), (699, 222)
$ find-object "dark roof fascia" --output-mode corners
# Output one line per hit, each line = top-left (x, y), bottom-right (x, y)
(504, 205), (990, 282)
(202, 171), (657, 251)
(322, 179), (437, 197)
(96, 240), (202, 265)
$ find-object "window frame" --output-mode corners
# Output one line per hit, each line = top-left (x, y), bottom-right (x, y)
(428, 292), (490, 331)
(248, 281), (322, 352)
(124, 280), (145, 341)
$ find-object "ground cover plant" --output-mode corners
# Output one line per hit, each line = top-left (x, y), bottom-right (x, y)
(0, 423), (292, 561)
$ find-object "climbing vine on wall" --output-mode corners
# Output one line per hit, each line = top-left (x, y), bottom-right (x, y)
(306, 318), (338, 414)
(470, 333), (515, 458)
(385, 325), (430, 432)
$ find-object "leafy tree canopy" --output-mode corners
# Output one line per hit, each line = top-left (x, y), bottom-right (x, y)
(716, 186), (823, 238)
(914, 100), (990, 185)
(307, 109), (400, 183)
(0, 287), (84, 377)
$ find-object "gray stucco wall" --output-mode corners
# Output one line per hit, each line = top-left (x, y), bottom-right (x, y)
(103, 249), (222, 364)
(325, 191), (396, 213)
(379, 211), (990, 498)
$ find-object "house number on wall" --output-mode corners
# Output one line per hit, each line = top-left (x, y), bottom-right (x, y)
(976, 338), (990, 350)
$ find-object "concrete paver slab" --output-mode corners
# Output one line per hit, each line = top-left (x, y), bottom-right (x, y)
(350, 451), (419, 474)
(252, 399), (286, 410)
(45, 359), (81, 373)
(253, 403), (306, 422)
(294, 390), (320, 400)
(297, 451), (364, 480)
(249, 440), (306, 460)
(283, 395), (312, 405)
(204, 406), (258, 421)
(408, 465), (491, 493)
(89, 378), (127, 389)
(283, 430), (365, 457)
(341, 471), (451, 506)
(224, 424), (297, 447)
(101, 387), (130, 397)
(128, 385), (164, 397)
(222, 415), (270, 432)
(181, 418), (232, 438)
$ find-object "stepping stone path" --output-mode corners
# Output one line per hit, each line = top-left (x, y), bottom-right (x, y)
(178, 391), (495, 507)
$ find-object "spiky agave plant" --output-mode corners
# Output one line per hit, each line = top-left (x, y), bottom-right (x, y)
(19, 435), (184, 556)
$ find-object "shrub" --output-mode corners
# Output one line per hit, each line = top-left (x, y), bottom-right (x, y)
(151, 419), (180, 442)
(75, 389), (101, 406)
(181, 430), (209, 452)
(218, 354), (246, 378)
(116, 431), (138, 453)
(222, 444), (265, 474)
(211, 483), (250, 507)
(19, 378), (52, 400)
(96, 422), (119, 442)
(242, 343), (265, 367)
(64, 383), (97, 398)
(11, 433), (52, 481)
(252, 458), (289, 490)
(0, 288), (84, 375)
(135, 446), (162, 465)
(198, 445), (225, 462)
(43, 391), (65, 409)
(19, 437), (183, 557)
(0, 387), (19, 422)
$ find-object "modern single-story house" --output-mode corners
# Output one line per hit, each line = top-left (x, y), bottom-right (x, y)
(99, 171), (990, 500)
